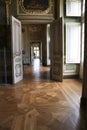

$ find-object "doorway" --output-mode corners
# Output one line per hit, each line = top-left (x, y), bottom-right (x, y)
(30, 42), (42, 65)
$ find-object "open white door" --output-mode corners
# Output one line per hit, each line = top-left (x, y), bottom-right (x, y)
(50, 18), (63, 82)
(11, 16), (23, 84)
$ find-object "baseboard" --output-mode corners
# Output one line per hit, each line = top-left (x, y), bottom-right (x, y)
(63, 75), (79, 79)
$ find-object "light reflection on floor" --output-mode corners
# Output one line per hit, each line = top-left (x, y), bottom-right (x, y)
(33, 58), (41, 71)
(24, 58), (50, 81)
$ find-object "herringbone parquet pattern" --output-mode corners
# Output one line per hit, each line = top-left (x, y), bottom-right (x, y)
(0, 61), (86, 130)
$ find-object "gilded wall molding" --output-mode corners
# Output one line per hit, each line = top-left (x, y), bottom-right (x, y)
(5, 0), (11, 24)
(28, 25), (43, 32)
(17, 0), (54, 15)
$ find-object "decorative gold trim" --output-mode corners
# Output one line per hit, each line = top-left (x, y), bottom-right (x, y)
(15, 64), (22, 77)
(17, 0), (54, 15)
(15, 58), (21, 62)
(5, 0), (11, 24)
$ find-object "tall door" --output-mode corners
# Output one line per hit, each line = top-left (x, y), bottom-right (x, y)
(50, 18), (63, 82)
(11, 16), (23, 84)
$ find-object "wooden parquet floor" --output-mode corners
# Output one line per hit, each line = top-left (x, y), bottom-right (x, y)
(0, 60), (87, 130)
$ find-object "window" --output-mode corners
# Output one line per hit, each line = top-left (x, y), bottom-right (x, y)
(66, 0), (81, 16)
(34, 47), (39, 58)
(66, 22), (81, 63)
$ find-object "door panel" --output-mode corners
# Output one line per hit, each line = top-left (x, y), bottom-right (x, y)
(11, 16), (23, 84)
(50, 18), (63, 81)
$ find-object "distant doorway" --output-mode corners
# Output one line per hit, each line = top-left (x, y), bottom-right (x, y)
(30, 42), (42, 65)
(33, 46), (40, 59)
